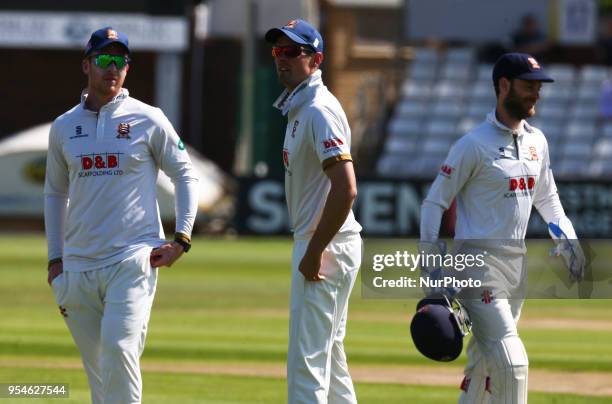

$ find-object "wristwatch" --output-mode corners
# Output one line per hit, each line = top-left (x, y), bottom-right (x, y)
(48, 257), (63, 270)
(173, 233), (191, 253)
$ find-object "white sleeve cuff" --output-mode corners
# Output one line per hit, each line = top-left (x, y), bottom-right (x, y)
(174, 177), (199, 236)
(44, 194), (68, 260)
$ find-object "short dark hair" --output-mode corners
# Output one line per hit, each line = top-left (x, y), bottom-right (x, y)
(494, 77), (512, 97)
(493, 77), (507, 97)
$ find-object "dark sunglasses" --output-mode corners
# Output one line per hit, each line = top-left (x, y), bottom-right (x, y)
(92, 54), (130, 69)
(271, 45), (313, 59)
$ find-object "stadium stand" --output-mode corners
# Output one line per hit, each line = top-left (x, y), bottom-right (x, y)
(378, 47), (612, 179)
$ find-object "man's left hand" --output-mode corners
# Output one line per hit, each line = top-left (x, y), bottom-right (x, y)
(150, 242), (184, 268)
(299, 249), (325, 281)
(550, 239), (586, 282)
(548, 221), (586, 282)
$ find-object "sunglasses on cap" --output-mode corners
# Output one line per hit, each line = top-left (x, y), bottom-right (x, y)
(91, 54), (130, 69)
(271, 45), (313, 59)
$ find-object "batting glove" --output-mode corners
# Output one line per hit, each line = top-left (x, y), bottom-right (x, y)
(548, 218), (586, 282)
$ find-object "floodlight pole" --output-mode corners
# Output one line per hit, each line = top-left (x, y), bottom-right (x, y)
(235, 0), (257, 175)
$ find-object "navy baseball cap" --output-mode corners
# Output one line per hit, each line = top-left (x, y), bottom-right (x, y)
(492, 53), (554, 84)
(84, 27), (130, 56)
(265, 19), (323, 53)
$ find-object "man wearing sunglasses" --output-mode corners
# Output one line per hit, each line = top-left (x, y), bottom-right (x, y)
(265, 19), (362, 404)
(44, 27), (198, 403)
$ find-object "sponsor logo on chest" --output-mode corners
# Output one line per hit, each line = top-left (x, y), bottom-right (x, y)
(504, 175), (537, 198)
(77, 152), (125, 178)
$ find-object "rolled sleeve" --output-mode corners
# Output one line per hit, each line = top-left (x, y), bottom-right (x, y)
(309, 108), (352, 170)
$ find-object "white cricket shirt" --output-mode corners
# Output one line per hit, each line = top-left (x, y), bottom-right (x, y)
(423, 111), (565, 240)
(44, 89), (199, 271)
(274, 70), (362, 240)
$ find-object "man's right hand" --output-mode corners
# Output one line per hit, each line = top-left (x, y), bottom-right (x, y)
(48, 262), (63, 285)
(418, 240), (459, 298)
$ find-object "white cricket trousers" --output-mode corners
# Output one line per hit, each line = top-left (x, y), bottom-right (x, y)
(458, 298), (527, 404)
(287, 233), (361, 404)
(456, 247), (529, 404)
(50, 249), (157, 404)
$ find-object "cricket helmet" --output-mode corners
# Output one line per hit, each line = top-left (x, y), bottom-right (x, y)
(410, 293), (472, 362)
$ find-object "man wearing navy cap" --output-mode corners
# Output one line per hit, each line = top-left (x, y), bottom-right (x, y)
(419, 53), (585, 403)
(45, 27), (198, 403)
(266, 19), (362, 403)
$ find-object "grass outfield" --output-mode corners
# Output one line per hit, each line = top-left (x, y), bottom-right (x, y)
(1, 234), (611, 403)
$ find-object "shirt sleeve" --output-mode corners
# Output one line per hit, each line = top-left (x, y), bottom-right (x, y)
(423, 137), (481, 210)
(420, 137), (480, 241)
(420, 201), (445, 242)
(43, 121), (69, 260)
(149, 109), (199, 237)
(309, 108), (353, 170)
(533, 137), (566, 224)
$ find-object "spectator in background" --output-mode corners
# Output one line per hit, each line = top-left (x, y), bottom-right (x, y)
(599, 79), (612, 119)
(597, 15), (612, 66)
(595, 16), (612, 120)
(511, 14), (550, 60)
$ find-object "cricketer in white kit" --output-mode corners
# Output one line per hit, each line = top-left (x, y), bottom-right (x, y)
(420, 53), (585, 404)
(265, 19), (363, 404)
(44, 27), (198, 404)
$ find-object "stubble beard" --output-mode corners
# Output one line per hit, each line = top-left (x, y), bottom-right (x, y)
(277, 68), (297, 91)
(97, 77), (123, 98)
(503, 88), (535, 121)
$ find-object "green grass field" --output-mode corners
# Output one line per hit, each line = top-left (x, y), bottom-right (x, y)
(1, 235), (611, 403)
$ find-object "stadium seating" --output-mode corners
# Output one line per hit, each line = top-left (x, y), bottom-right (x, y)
(378, 47), (612, 180)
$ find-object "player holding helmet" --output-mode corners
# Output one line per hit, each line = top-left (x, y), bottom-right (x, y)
(418, 53), (585, 403)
